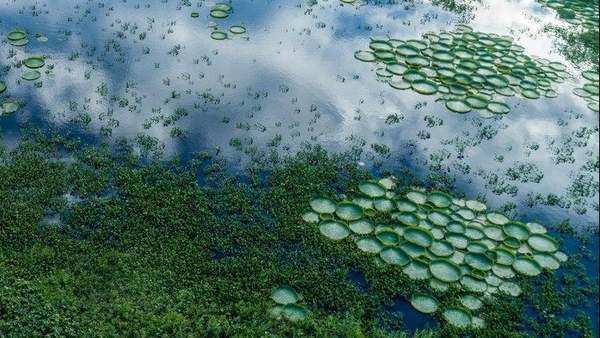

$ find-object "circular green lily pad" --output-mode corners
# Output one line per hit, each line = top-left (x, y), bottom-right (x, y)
(486, 211), (509, 225)
(354, 50), (377, 62)
(209, 9), (230, 18)
(404, 227), (434, 247)
(376, 229), (400, 245)
(428, 210), (452, 226)
(503, 221), (530, 241)
(465, 252), (493, 271)
(399, 241), (426, 258)
(21, 70), (41, 81)
(356, 236), (384, 253)
(486, 101), (510, 114)
(301, 211), (320, 223)
(310, 197), (337, 214)
(348, 219), (374, 234)
(430, 259), (462, 282)
(429, 240), (455, 257)
(2, 101), (19, 114)
(427, 191), (452, 208)
(533, 253), (560, 270)
(335, 201), (363, 221)
(492, 264), (516, 279)
(0, 81), (5, 93)
(190, 12), (199, 18)
(373, 197), (395, 212)
(512, 256), (542, 276)
(380, 247), (410, 266)
(8, 29), (27, 41)
(446, 233), (469, 249)
(443, 307), (472, 328)
(582, 70), (599, 81)
(411, 80), (438, 95)
(498, 281), (521, 296)
(9, 38), (29, 46)
(210, 31), (228, 40)
(271, 285), (299, 305)
(403, 259), (431, 280)
(493, 247), (516, 265)
(282, 304), (308, 322)
(319, 220), (350, 240)
(24, 56), (45, 69)
(460, 275), (487, 292)
(460, 294), (483, 310)
(229, 25), (247, 34)
(527, 234), (558, 253)
(358, 180), (387, 197)
(445, 99), (472, 113)
(411, 294), (439, 314)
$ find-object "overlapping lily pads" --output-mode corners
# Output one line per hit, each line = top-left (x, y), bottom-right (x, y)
(269, 285), (308, 322)
(304, 177), (566, 328)
(572, 70), (599, 112)
(355, 25), (570, 116)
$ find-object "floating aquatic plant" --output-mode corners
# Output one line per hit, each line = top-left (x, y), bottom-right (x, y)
(7, 29), (29, 46)
(269, 285), (308, 322)
(355, 25), (570, 116)
(303, 178), (567, 328)
(538, 0), (599, 29)
(572, 70), (599, 112)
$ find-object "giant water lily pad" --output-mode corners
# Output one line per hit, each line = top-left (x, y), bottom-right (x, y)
(2, 101), (19, 114)
(335, 201), (363, 221)
(271, 285), (299, 305)
(310, 197), (337, 214)
(358, 180), (387, 197)
(319, 220), (350, 240)
(404, 227), (434, 247)
(443, 307), (472, 328)
(411, 294), (439, 314)
(430, 259), (462, 282)
(282, 304), (308, 322)
(24, 56), (45, 69)
(380, 247), (410, 266)
(512, 256), (542, 276)
(21, 70), (41, 81)
(527, 234), (558, 253)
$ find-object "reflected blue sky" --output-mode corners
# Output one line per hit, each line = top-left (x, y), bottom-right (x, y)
(0, 0), (598, 232)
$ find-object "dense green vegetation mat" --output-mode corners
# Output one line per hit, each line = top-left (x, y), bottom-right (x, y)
(0, 127), (597, 337)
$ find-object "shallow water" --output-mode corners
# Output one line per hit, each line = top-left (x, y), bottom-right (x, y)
(1, 0), (598, 332)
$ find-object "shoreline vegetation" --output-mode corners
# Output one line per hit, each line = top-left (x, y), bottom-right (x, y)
(0, 126), (597, 337)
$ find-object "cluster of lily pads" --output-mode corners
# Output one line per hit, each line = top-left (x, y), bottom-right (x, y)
(303, 178), (567, 328)
(354, 24), (570, 116)
(573, 70), (599, 112)
(269, 285), (309, 322)
(539, 0), (599, 29)
(2, 29), (46, 116)
(204, 3), (247, 41)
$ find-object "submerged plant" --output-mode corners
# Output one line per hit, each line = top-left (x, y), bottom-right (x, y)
(303, 177), (567, 328)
